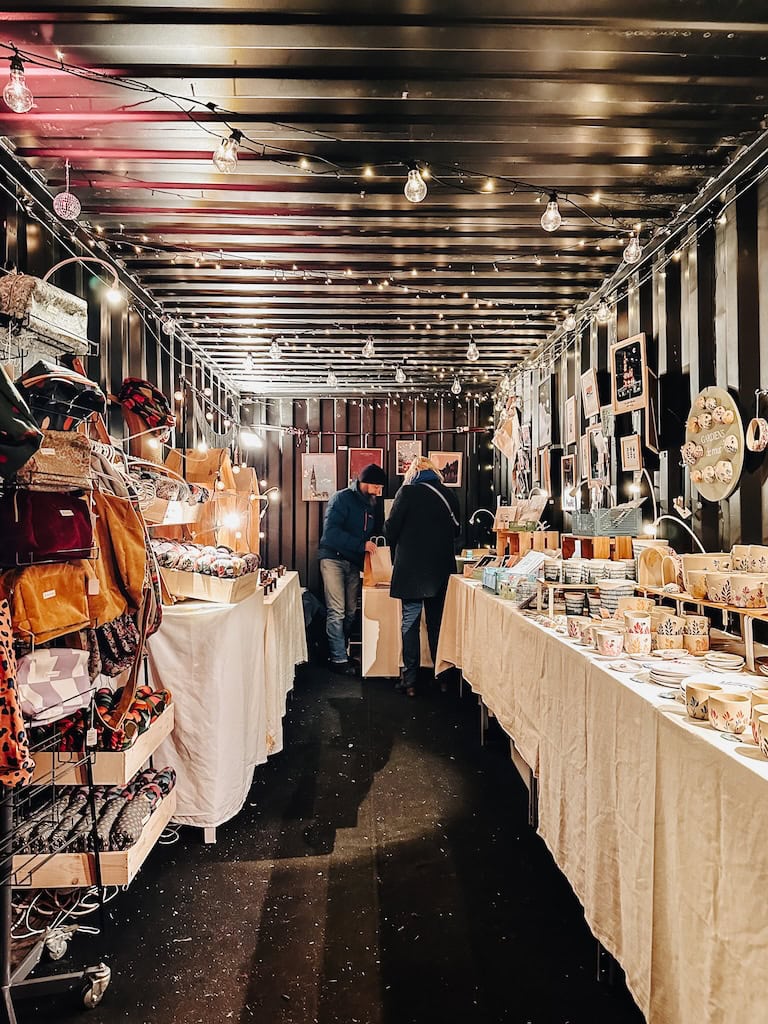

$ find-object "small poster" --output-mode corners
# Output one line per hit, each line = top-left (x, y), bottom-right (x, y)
(348, 447), (383, 486)
(561, 454), (577, 510)
(580, 433), (589, 478)
(538, 375), (553, 447)
(396, 439), (422, 475)
(587, 424), (610, 486)
(428, 450), (463, 487)
(581, 368), (600, 420)
(301, 452), (337, 501)
(565, 395), (577, 446)
(611, 333), (648, 414)
(620, 434), (643, 472)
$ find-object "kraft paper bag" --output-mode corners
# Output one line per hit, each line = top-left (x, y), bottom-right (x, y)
(364, 540), (393, 588)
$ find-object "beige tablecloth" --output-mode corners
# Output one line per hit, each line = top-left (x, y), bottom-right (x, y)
(435, 574), (768, 1024)
(263, 572), (308, 755)
(362, 586), (433, 678)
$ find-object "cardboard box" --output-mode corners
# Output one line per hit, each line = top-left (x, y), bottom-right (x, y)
(160, 567), (261, 605)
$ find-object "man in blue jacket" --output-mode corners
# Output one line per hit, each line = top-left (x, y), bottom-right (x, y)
(318, 463), (387, 674)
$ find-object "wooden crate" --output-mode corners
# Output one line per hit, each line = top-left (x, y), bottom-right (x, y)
(160, 567), (261, 605)
(13, 790), (177, 889)
(141, 498), (200, 527)
(561, 534), (635, 561)
(494, 529), (559, 557)
(31, 705), (175, 787)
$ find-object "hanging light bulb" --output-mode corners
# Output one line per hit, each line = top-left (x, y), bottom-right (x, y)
(3, 53), (33, 113)
(451, 376), (462, 396)
(212, 129), (242, 173)
(268, 337), (282, 361)
(362, 335), (375, 358)
(596, 299), (611, 324)
(244, 352), (254, 372)
(52, 160), (81, 221)
(161, 314), (176, 337)
(540, 192), (562, 232)
(623, 232), (643, 265)
(466, 336), (480, 362)
(563, 311), (577, 332)
(327, 367), (338, 387)
(394, 364), (406, 384)
(404, 163), (428, 203)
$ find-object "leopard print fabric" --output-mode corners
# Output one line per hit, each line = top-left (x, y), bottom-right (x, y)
(0, 600), (34, 787)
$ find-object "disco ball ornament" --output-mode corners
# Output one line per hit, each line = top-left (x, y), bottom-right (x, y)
(52, 160), (81, 221)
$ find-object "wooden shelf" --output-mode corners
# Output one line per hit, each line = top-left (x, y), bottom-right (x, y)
(32, 705), (175, 787)
(634, 585), (768, 620)
(13, 790), (177, 890)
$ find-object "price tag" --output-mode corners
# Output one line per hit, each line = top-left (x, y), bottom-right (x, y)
(86, 727), (98, 748)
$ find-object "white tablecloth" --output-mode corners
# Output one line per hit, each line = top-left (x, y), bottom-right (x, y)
(436, 575), (768, 1024)
(147, 572), (307, 829)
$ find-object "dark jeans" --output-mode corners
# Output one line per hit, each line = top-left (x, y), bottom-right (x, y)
(320, 557), (361, 663)
(401, 582), (448, 685)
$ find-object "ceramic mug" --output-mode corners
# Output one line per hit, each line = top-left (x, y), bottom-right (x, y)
(655, 633), (684, 651)
(656, 614), (686, 636)
(751, 704), (768, 745)
(748, 545), (768, 574)
(750, 688), (768, 709)
(624, 632), (652, 656)
(757, 715), (768, 759)
(683, 614), (709, 636)
(686, 570), (709, 601)
(617, 596), (655, 614)
(729, 573), (768, 609)
(623, 612), (651, 634)
(567, 615), (592, 641)
(730, 545), (750, 572)
(683, 632), (710, 655)
(685, 681), (723, 721)
(595, 629), (624, 657)
(705, 572), (732, 604)
(708, 692), (751, 734)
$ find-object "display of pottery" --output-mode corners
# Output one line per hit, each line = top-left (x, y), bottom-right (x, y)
(683, 386), (744, 502)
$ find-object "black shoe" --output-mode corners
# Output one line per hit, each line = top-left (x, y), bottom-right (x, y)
(329, 660), (357, 676)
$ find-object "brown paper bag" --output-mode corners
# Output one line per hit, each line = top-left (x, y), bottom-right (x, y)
(364, 538), (393, 587)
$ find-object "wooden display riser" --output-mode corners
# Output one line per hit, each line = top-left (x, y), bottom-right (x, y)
(13, 790), (176, 889)
(31, 706), (175, 787)
(561, 534), (635, 561)
(494, 530), (559, 558)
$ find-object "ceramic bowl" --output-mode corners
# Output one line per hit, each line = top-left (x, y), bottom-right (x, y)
(683, 633), (710, 655)
(617, 596), (655, 614)
(685, 680), (723, 721)
(729, 573), (768, 609)
(624, 632), (652, 656)
(757, 716), (768, 759)
(730, 545), (750, 572)
(705, 571), (733, 605)
(751, 704), (768, 745)
(748, 545), (768, 574)
(680, 553), (732, 591)
(708, 692), (751, 734)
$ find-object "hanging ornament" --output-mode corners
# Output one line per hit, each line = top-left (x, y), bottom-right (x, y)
(212, 130), (242, 173)
(623, 232), (643, 265)
(269, 337), (282, 361)
(540, 192), (562, 232)
(2, 52), (33, 113)
(327, 367), (338, 387)
(394, 364), (407, 384)
(244, 353), (254, 372)
(362, 335), (375, 358)
(52, 160), (81, 221)
(563, 311), (577, 332)
(596, 299), (611, 324)
(451, 377), (462, 396)
(404, 163), (428, 204)
(161, 314), (176, 337)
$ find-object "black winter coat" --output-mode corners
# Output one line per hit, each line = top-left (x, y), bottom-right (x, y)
(384, 479), (461, 600)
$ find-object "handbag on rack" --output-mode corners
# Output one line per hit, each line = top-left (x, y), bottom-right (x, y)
(0, 489), (94, 567)
(0, 366), (44, 479)
(0, 272), (89, 356)
(96, 612), (141, 677)
(15, 428), (92, 492)
(15, 360), (106, 431)
(1, 561), (94, 644)
(16, 646), (92, 725)
(118, 377), (175, 432)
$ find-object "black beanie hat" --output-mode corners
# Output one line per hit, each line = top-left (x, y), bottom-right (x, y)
(358, 463), (387, 485)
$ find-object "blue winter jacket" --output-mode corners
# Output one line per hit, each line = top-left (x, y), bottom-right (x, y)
(318, 481), (379, 569)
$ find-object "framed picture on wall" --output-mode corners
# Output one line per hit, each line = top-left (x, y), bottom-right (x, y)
(561, 455), (577, 510)
(620, 434), (643, 472)
(565, 395), (577, 446)
(580, 433), (589, 479)
(301, 452), (337, 501)
(395, 439), (422, 475)
(539, 447), (551, 494)
(610, 333), (648, 414)
(587, 424), (610, 486)
(580, 367), (600, 420)
(348, 447), (383, 486)
(600, 404), (615, 439)
(538, 374), (553, 447)
(428, 451), (462, 487)
(520, 423), (531, 449)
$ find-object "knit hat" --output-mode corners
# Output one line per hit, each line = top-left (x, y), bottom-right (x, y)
(358, 463), (387, 485)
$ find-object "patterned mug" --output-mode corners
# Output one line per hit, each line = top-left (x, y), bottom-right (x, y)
(708, 692), (751, 734)
(685, 681), (723, 722)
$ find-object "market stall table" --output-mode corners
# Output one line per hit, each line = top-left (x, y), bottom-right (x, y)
(147, 571), (307, 839)
(361, 585), (432, 677)
(435, 574), (768, 1024)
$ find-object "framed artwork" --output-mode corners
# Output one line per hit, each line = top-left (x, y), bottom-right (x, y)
(645, 369), (659, 455)
(429, 450), (462, 487)
(520, 423), (531, 448)
(610, 333), (648, 414)
(565, 395), (577, 446)
(587, 424), (610, 486)
(600, 404), (615, 439)
(538, 374), (553, 447)
(561, 455), (577, 510)
(348, 447), (383, 486)
(301, 452), (337, 501)
(620, 433), (643, 472)
(396, 439), (422, 475)
(522, 370), (533, 424)
(580, 367), (600, 420)
(580, 434), (589, 479)
(539, 447), (551, 494)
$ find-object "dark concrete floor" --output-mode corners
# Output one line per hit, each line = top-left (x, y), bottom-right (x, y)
(19, 664), (645, 1024)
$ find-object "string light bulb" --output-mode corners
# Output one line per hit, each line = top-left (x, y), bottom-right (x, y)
(466, 337), (480, 362)
(2, 52), (33, 113)
(404, 163), (428, 203)
(596, 299), (611, 324)
(540, 192), (562, 232)
(451, 377), (462, 396)
(327, 367), (338, 387)
(52, 160), (81, 221)
(563, 311), (577, 332)
(394, 364), (407, 385)
(268, 337), (282, 361)
(244, 353), (254, 372)
(212, 129), (242, 173)
(362, 336), (375, 358)
(623, 232), (643, 265)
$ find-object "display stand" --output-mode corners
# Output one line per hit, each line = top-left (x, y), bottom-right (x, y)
(561, 534), (635, 560)
(536, 580), (600, 618)
(493, 529), (559, 558)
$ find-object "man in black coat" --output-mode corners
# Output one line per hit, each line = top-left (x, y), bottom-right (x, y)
(384, 457), (461, 696)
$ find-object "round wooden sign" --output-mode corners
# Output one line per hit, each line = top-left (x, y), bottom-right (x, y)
(683, 386), (744, 503)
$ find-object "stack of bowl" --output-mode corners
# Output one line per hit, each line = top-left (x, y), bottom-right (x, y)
(597, 579), (637, 616)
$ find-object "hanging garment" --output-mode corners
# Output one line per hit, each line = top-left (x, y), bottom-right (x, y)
(0, 599), (34, 787)
(0, 365), (43, 480)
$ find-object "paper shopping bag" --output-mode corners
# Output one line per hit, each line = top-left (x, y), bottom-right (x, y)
(364, 538), (393, 587)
